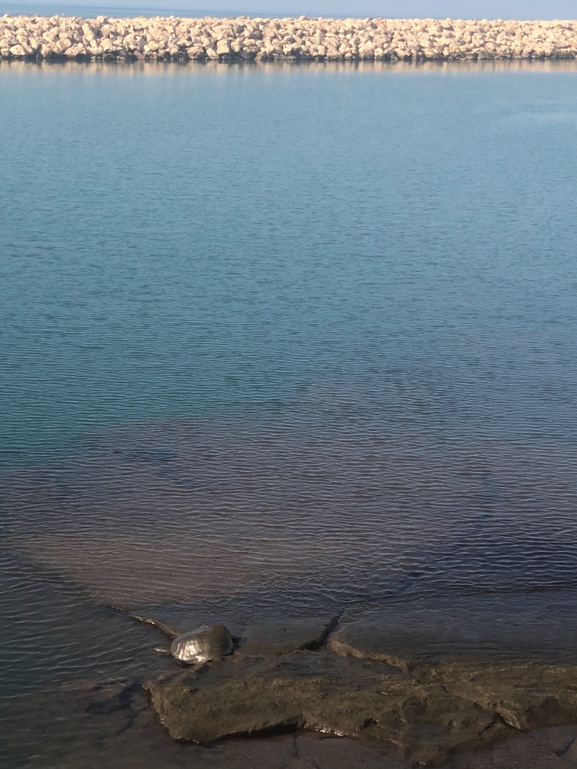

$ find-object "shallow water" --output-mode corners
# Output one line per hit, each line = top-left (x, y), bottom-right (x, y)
(2, 60), (577, 767)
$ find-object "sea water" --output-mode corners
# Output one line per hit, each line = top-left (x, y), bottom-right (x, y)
(2, 60), (577, 768)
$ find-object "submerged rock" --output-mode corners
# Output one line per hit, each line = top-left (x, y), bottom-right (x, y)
(127, 606), (334, 657)
(328, 594), (577, 672)
(60, 677), (137, 716)
(170, 623), (234, 664)
(127, 606), (243, 640)
(237, 616), (336, 657)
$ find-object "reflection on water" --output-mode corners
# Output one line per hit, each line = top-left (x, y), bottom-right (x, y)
(3, 59), (577, 75)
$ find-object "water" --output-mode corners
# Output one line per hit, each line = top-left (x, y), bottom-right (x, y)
(2, 60), (577, 767)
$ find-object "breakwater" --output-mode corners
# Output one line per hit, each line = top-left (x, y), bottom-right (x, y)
(1, 15), (577, 62)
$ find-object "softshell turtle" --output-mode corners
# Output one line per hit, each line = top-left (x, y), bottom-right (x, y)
(170, 623), (234, 664)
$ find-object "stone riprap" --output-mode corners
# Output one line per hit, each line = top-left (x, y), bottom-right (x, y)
(1, 15), (577, 63)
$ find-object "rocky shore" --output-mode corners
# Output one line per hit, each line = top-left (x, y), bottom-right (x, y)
(123, 606), (577, 768)
(1, 15), (577, 63)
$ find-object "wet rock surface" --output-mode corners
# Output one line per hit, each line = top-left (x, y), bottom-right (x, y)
(145, 648), (577, 766)
(25, 675), (408, 768)
(12, 663), (577, 769)
(447, 724), (577, 769)
(0, 15), (576, 63)
(145, 651), (513, 767)
(135, 597), (577, 767)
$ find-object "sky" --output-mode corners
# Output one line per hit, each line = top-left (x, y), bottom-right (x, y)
(2, 0), (576, 17)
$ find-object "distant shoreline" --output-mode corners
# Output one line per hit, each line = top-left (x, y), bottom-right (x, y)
(1, 15), (577, 62)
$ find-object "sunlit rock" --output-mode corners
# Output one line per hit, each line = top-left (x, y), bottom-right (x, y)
(0, 16), (576, 62)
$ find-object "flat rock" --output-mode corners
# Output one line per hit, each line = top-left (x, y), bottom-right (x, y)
(237, 617), (335, 657)
(442, 724), (577, 769)
(133, 597), (577, 765)
(145, 650), (514, 767)
(433, 660), (577, 733)
(145, 644), (577, 767)
(37, 674), (577, 769)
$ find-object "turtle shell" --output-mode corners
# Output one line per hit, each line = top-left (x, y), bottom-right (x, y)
(170, 623), (234, 664)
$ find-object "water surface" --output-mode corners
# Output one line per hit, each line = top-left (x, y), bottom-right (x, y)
(2, 60), (577, 767)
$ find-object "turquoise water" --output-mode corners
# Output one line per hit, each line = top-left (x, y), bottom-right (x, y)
(2, 62), (577, 468)
(2, 60), (577, 767)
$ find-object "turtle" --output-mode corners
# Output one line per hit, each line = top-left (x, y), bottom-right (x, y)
(170, 623), (234, 664)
